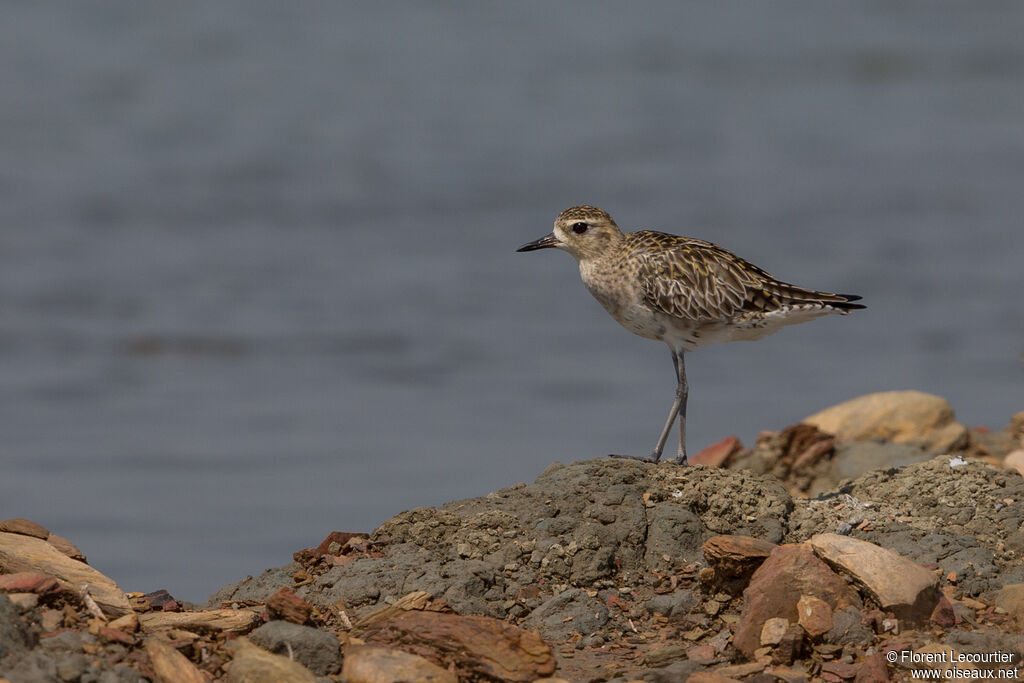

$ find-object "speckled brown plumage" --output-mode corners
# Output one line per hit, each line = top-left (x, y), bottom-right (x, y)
(518, 205), (865, 464)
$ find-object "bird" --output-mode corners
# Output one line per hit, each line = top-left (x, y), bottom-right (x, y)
(516, 205), (864, 465)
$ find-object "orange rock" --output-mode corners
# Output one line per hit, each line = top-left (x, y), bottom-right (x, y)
(796, 594), (833, 638)
(342, 645), (458, 683)
(0, 519), (50, 539)
(690, 436), (745, 467)
(807, 533), (939, 623)
(145, 637), (207, 683)
(802, 391), (967, 452)
(45, 534), (87, 563)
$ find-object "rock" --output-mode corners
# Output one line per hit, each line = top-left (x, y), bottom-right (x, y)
(0, 595), (33, 658)
(825, 606), (874, 646)
(690, 436), (745, 467)
(1004, 450), (1024, 478)
(5, 592), (39, 609)
(733, 544), (859, 658)
(0, 531), (131, 616)
(930, 595), (956, 627)
(294, 530), (370, 563)
(139, 608), (261, 633)
(0, 518), (50, 539)
(821, 660), (860, 680)
(710, 661), (768, 678)
(109, 612), (140, 633)
(807, 533), (939, 623)
(0, 572), (62, 595)
(266, 586), (312, 624)
(685, 673), (741, 683)
(225, 636), (318, 683)
(854, 653), (890, 682)
(772, 624), (806, 666)
(702, 535), (777, 595)
(144, 637), (207, 683)
(832, 441), (933, 482)
(342, 644), (458, 683)
(248, 620), (341, 675)
(796, 594), (833, 638)
(522, 588), (609, 640)
(801, 390), (967, 452)
(760, 617), (789, 646)
(647, 589), (697, 620)
(359, 610), (555, 682)
(992, 583), (1024, 624)
(45, 533), (87, 562)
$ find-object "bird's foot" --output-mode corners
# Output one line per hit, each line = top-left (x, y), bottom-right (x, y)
(608, 452), (663, 464)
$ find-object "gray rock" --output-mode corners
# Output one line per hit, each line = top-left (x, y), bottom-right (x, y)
(833, 440), (932, 482)
(646, 589), (697, 621)
(826, 606), (874, 646)
(523, 588), (609, 640)
(643, 503), (702, 571)
(0, 595), (34, 658)
(640, 658), (704, 682)
(205, 563), (300, 607)
(248, 620), (342, 676)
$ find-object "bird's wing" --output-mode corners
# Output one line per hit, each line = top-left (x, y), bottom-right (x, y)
(632, 232), (861, 321)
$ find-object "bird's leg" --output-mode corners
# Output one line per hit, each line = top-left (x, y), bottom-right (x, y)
(674, 352), (688, 465)
(609, 349), (683, 464)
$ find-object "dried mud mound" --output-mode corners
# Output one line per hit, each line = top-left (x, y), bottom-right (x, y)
(211, 458), (793, 619)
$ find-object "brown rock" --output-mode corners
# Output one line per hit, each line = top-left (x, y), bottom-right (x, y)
(45, 534), (87, 562)
(1005, 450), (1024, 478)
(796, 594), (833, 638)
(0, 518), (50, 539)
(690, 436), (745, 467)
(225, 636), (318, 683)
(686, 673), (741, 683)
(0, 571), (62, 594)
(139, 608), (260, 634)
(342, 644), (458, 683)
(930, 595), (956, 627)
(759, 617), (789, 646)
(109, 613), (140, 633)
(733, 544), (858, 658)
(0, 532), (131, 616)
(711, 661), (768, 678)
(702, 534), (777, 594)
(145, 637), (207, 683)
(807, 533), (939, 623)
(771, 625), (806, 666)
(5, 593), (39, 609)
(802, 390), (967, 452)
(360, 610), (555, 682)
(98, 626), (135, 646)
(854, 653), (890, 683)
(294, 531), (370, 563)
(993, 583), (1024, 624)
(821, 661), (859, 680)
(266, 586), (312, 624)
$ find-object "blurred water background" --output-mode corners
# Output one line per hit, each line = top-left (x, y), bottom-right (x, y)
(2, 2), (1022, 601)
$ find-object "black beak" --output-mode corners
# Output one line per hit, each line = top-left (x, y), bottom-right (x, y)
(516, 232), (561, 252)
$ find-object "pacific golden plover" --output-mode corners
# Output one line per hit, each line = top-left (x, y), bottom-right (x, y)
(517, 205), (865, 465)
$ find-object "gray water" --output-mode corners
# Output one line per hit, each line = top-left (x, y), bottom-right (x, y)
(2, 2), (1022, 601)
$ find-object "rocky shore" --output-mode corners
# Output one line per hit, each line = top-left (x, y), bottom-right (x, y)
(3, 391), (1024, 682)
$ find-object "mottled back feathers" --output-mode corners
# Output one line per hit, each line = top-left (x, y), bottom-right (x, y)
(623, 230), (864, 323)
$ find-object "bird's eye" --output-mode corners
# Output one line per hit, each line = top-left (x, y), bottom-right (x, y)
(571, 222), (588, 234)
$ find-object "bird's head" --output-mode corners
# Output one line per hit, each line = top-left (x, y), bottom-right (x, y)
(517, 206), (624, 262)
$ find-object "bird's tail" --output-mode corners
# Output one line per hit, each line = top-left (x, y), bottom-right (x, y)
(767, 282), (866, 311)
